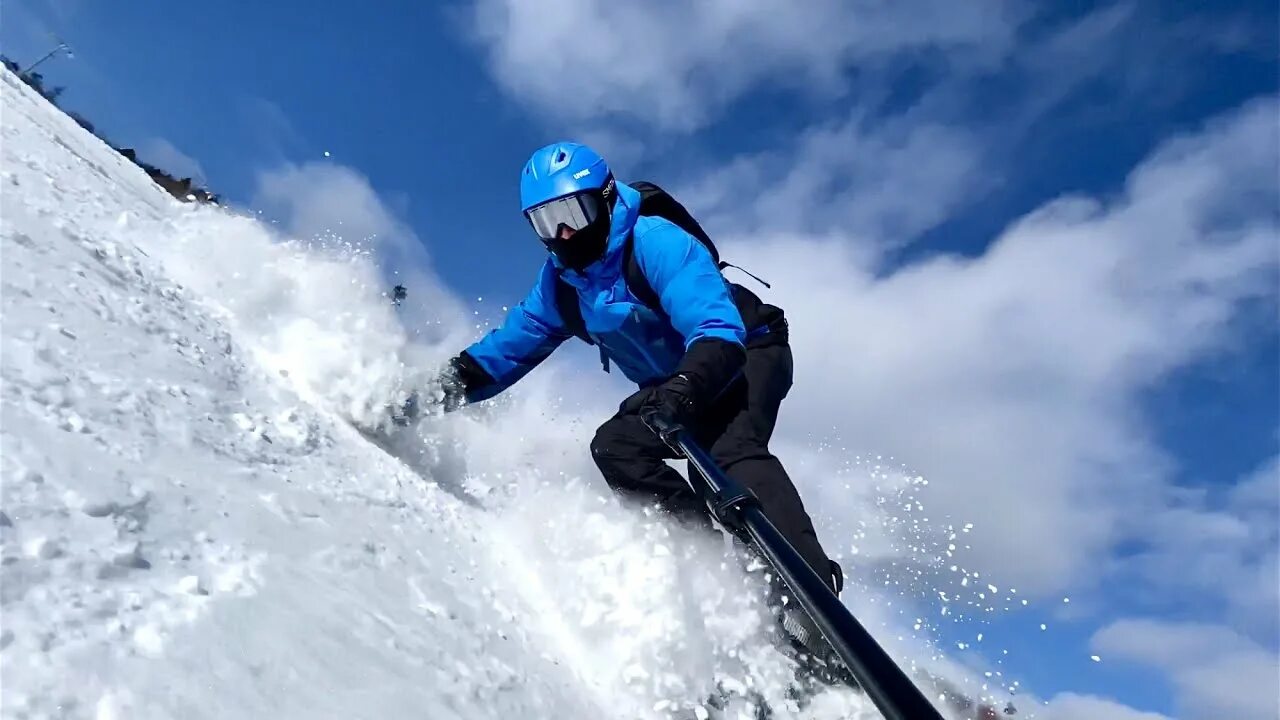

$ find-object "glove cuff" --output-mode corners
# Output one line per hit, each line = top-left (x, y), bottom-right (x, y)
(673, 338), (745, 408)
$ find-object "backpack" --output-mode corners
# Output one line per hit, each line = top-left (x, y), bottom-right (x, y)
(553, 181), (762, 346)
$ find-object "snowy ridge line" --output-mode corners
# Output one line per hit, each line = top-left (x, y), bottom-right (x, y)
(4, 55), (219, 205)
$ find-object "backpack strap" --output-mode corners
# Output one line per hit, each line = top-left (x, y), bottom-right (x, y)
(719, 261), (771, 289)
(621, 233), (663, 317)
(553, 273), (592, 345)
(621, 230), (773, 314)
(625, 231), (782, 349)
(553, 271), (613, 372)
(628, 180), (719, 264)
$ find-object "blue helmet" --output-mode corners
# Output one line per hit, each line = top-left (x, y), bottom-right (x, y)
(520, 142), (611, 212)
(520, 142), (616, 270)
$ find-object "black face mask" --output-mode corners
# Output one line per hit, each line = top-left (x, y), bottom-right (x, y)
(541, 178), (615, 271)
(544, 216), (610, 271)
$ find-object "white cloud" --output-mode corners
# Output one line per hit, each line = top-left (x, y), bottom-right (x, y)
(682, 113), (984, 244)
(137, 137), (206, 184)
(726, 97), (1278, 597)
(467, 0), (1018, 131)
(1124, 455), (1279, 642)
(1094, 619), (1280, 720)
(1037, 693), (1174, 720)
(674, 3), (1273, 250)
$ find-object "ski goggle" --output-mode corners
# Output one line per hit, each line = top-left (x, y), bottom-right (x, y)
(525, 191), (604, 241)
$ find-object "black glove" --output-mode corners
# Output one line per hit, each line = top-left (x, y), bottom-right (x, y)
(437, 359), (470, 413)
(620, 337), (745, 433)
(390, 352), (491, 425)
(434, 351), (496, 413)
(669, 338), (744, 414)
(620, 374), (696, 442)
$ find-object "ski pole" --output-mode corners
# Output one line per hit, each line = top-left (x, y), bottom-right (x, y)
(647, 415), (944, 720)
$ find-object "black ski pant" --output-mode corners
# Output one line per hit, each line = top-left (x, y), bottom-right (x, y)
(590, 342), (835, 594)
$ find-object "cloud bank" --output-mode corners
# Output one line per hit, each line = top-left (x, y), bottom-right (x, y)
(1094, 619), (1280, 719)
(734, 98), (1277, 598)
(468, 0), (1018, 131)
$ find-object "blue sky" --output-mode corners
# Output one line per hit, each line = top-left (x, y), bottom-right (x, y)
(4, 1), (1277, 717)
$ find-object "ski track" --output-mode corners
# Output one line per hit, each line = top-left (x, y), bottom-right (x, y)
(0, 68), (883, 719)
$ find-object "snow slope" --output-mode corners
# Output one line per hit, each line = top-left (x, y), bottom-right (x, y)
(0, 69), (881, 718)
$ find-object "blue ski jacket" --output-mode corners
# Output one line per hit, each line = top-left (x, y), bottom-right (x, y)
(462, 181), (747, 403)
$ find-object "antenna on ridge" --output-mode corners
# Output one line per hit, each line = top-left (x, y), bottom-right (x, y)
(22, 35), (74, 76)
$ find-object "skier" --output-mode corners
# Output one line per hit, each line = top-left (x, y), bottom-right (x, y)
(431, 141), (841, 658)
